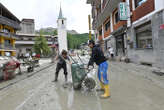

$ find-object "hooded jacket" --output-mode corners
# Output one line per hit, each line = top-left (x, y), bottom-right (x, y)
(88, 44), (107, 66)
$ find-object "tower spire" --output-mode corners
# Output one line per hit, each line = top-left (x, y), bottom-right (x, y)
(58, 4), (63, 19)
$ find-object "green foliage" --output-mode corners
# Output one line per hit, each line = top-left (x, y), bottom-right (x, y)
(33, 33), (51, 56)
(67, 33), (89, 49)
(53, 30), (57, 35)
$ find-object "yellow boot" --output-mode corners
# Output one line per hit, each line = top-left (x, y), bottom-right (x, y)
(96, 82), (105, 91)
(101, 85), (110, 98)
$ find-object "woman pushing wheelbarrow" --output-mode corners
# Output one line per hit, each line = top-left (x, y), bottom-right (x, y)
(87, 39), (110, 98)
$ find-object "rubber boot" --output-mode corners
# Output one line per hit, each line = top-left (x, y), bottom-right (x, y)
(65, 75), (68, 82)
(54, 73), (58, 82)
(100, 85), (110, 98)
(96, 82), (105, 92)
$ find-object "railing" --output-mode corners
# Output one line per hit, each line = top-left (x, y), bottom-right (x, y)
(0, 43), (15, 50)
(0, 31), (19, 39)
(0, 15), (20, 30)
(4, 44), (15, 50)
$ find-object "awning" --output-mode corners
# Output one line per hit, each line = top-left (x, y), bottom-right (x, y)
(111, 25), (127, 36)
(49, 44), (58, 48)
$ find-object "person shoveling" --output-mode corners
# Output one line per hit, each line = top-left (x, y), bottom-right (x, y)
(53, 50), (71, 82)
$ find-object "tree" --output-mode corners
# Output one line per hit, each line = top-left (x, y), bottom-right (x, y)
(67, 33), (89, 49)
(53, 30), (57, 35)
(33, 33), (51, 56)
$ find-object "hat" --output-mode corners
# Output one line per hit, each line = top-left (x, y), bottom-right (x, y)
(88, 39), (95, 45)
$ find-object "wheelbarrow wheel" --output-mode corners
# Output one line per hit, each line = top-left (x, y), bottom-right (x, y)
(73, 83), (81, 90)
(82, 77), (96, 91)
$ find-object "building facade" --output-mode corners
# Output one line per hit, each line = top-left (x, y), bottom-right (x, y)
(15, 18), (57, 56)
(87, 0), (164, 68)
(15, 34), (57, 55)
(0, 3), (21, 56)
(18, 19), (35, 34)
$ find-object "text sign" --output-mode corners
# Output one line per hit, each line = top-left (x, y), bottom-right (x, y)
(119, 2), (128, 21)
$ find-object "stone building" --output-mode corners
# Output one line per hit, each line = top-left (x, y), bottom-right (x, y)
(0, 3), (21, 56)
(87, 0), (164, 68)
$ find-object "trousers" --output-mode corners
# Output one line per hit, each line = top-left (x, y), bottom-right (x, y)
(98, 61), (109, 85)
(55, 63), (68, 76)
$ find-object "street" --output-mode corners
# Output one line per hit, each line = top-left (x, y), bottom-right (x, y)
(0, 61), (164, 110)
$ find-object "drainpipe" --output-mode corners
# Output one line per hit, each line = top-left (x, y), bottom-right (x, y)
(125, 0), (132, 58)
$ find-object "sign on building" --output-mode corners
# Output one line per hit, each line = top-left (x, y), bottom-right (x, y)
(118, 2), (128, 21)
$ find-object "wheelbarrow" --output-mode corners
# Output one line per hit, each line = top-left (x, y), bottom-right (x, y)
(69, 54), (96, 90)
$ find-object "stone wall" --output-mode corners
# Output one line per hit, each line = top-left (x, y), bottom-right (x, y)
(152, 10), (164, 68)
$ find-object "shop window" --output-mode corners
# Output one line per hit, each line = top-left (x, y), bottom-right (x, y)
(135, 0), (147, 8)
(114, 11), (120, 24)
(136, 31), (153, 49)
(28, 38), (33, 41)
(105, 20), (110, 31)
(99, 29), (102, 36)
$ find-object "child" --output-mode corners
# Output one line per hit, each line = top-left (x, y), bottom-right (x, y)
(53, 50), (71, 82)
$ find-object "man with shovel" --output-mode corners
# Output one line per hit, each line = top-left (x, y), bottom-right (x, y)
(53, 50), (71, 82)
(87, 40), (110, 98)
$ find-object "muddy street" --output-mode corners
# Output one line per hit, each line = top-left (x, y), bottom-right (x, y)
(0, 61), (164, 110)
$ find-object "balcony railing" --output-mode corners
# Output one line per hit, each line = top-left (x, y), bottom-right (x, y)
(0, 43), (15, 50)
(0, 31), (19, 39)
(4, 44), (15, 50)
(0, 15), (21, 30)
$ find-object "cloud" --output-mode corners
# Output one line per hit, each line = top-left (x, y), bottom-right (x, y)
(0, 0), (91, 33)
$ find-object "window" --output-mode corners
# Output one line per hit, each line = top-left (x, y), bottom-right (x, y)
(28, 38), (33, 41)
(114, 11), (120, 24)
(136, 31), (153, 49)
(3, 28), (10, 33)
(5, 40), (11, 46)
(135, 0), (147, 8)
(62, 20), (64, 24)
(102, 0), (107, 9)
(105, 20), (110, 31)
(99, 29), (102, 36)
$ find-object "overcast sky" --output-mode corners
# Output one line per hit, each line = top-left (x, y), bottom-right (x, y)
(0, 0), (91, 33)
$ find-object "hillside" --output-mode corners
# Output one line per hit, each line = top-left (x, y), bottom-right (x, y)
(36, 27), (79, 35)
(36, 27), (89, 49)
(67, 33), (89, 49)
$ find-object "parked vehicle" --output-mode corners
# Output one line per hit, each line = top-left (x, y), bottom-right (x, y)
(0, 57), (20, 80)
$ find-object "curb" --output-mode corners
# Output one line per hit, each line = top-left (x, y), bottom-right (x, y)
(0, 63), (54, 91)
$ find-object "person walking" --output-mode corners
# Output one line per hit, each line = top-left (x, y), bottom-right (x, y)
(53, 50), (71, 82)
(108, 47), (114, 59)
(87, 40), (110, 98)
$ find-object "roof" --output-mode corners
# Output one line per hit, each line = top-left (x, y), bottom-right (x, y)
(0, 3), (20, 23)
(58, 7), (64, 19)
(86, 0), (92, 4)
(22, 19), (34, 23)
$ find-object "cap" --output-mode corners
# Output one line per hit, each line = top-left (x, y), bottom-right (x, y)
(88, 39), (95, 45)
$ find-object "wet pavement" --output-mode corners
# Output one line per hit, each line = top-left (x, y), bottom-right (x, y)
(0, 60), (164, 110)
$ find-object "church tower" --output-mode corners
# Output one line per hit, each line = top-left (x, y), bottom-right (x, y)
(57, 7), (68, 53)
